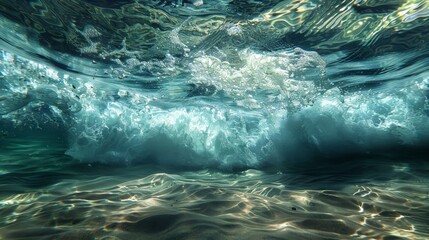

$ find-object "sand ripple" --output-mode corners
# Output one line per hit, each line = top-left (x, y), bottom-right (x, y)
(1, 169), (428, 240)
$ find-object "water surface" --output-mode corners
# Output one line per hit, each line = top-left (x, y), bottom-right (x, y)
(1, 0), (429, 239)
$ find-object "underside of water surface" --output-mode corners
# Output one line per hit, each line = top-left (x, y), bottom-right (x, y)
(1, 0), (429, 239)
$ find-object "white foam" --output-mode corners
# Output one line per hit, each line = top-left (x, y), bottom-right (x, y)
(2, 48), (429, 169)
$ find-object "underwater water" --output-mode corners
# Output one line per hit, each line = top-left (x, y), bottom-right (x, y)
(1, 0), (429, 239)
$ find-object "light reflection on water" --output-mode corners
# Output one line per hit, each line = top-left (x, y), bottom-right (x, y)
(1, 1), (429, 239)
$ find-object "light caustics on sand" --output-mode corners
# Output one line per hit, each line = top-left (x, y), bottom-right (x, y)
(1, 1), (429, 239)
(0, 141), (427, 240)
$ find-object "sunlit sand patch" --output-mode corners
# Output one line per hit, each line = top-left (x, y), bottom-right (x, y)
(0, 139), (428, 239)
(1, 165), (428, 239)
(0, 1), (429, 240)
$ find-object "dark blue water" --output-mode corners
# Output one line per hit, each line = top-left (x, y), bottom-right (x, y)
(1, 1), (429, 239)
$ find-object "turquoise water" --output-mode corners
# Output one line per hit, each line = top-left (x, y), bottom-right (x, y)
(1, 1), (429, 239)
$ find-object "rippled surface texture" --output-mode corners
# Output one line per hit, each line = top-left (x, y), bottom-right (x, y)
(1, 0), (429, 239)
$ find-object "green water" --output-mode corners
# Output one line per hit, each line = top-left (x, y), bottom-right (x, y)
(1, 0), (429, 239)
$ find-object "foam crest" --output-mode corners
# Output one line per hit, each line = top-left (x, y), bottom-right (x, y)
(2, 48), (429, 169)
(189, 48), (327, 109)
(278, 84), (429, 162)
(66, 100), (275, 169)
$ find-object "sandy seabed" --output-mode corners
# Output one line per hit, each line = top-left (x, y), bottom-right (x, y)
(0, 137), (428, 240)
